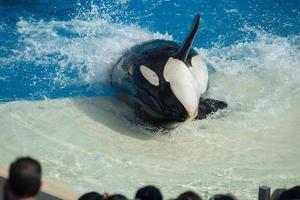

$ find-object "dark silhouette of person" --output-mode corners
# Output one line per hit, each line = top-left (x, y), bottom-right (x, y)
(176, 191), (202, 200)
(4, 157), (42, 200)
(135, 185), (163, 200)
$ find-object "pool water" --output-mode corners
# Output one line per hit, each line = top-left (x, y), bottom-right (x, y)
(0, 0), (300, 199)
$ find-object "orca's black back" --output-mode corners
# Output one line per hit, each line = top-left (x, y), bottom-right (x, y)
(111, 39), (198, 96)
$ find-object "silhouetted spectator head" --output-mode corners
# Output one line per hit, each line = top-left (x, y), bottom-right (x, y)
(135, 185), (163, 200)
(79, 192), (104, 200)
(106, 194), (127, 200)
(7, 157), (42, 198)
(270, 188), (287, 200)
(176, 191), (202, 200)
(279, 186), (300, 200)
(209, 193), (238, 200)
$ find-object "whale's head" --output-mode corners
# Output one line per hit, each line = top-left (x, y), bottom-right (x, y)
(134, 14), (208, 124)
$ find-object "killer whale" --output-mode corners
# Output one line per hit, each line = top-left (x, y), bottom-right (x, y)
(111, 14), (227, 128)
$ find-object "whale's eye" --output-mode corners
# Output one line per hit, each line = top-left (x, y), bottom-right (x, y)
(140, 65), (160, 86)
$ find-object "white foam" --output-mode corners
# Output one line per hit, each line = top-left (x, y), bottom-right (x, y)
(224, 8), (239, 14)
(0, 95), (299, 200)
(14, 15), (171, 87)
(196, 30), (300, 132)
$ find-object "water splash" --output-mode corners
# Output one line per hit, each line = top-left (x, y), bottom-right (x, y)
(195, 28), (300, 133)
(1, 4), (171, 101)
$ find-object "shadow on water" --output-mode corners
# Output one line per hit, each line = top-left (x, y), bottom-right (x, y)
(71, 96), (155, 140)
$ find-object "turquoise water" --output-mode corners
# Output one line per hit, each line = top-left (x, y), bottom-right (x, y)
(1, 0), (299, 101)
(0, 1), (300, 199)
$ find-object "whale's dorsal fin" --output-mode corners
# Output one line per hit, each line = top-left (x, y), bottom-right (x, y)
(175, 13), (200, 62)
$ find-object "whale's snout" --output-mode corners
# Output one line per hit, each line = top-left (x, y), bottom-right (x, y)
(187, 108), (198, 120)
(163, 57), (200, 121)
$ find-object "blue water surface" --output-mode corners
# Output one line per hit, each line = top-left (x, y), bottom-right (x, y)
(0, 0), (299, 102)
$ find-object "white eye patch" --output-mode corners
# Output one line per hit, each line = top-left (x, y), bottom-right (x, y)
(140, 65), (159, 86)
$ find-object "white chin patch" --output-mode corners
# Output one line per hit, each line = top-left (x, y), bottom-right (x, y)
(140, 65), (160, 86)
(163, 57), (199, 118)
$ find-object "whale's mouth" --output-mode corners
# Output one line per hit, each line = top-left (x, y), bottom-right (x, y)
(133, 96), (189, 127)
(140, 104), (188, 123)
